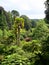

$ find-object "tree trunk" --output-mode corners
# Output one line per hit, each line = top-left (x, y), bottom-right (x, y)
(17, 26), (20, 45)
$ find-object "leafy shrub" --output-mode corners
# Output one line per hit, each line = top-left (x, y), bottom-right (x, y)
(23, 40), (41, 53)
(33, 20), (49, 41)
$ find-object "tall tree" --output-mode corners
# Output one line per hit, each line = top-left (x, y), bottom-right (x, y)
(14, 17), (24, 45)
(0, 6), (8, 39)
(0, 6), (7, 30)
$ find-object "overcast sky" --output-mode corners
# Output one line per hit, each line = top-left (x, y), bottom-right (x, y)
(0, 0), (46, 19)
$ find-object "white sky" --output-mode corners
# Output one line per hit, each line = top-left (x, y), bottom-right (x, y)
(0, 0), (46, 19)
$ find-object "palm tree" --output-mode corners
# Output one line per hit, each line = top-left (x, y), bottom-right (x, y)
(14, 17), (24, 45)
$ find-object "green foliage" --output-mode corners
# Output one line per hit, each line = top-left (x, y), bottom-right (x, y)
(20, 35), (24, 41)
(33, 20), (49, 41)
(31, 19), (37, 28)
(0, 45), (32, 65)
(23, 40), (41, 53)
(0, 11), (8, 30)
(6, 12), (13, 29)
(41, 36), (49, 65)
(20, 15), (31, 30)
(0, 29), (3, 38)
(15, 17), (24, 28)
(34, 36), (49, 65)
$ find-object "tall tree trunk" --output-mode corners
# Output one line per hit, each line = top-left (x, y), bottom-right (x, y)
(16, 28), (18, 45)
(17, 26), (20, 45)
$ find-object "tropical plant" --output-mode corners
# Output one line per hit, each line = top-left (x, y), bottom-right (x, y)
(14, 17), (24, 45)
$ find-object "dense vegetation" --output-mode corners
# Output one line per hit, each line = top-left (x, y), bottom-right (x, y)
(0, 0), (49, 65)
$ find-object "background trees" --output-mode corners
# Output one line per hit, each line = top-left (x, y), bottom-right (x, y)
(30, 19), (38, 28)
(0, 6), (8, 30)
(11, 10), (19, 21)
(20, 15), (31, 30)
(11, 10), (19, 17)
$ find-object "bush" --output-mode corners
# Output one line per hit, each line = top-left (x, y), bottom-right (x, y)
(33, 20), (49, 41)
(23, 40), (41, 53)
